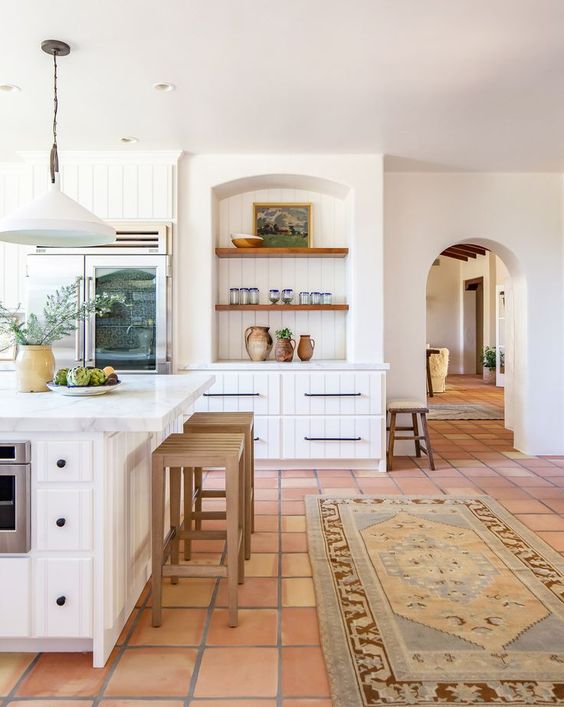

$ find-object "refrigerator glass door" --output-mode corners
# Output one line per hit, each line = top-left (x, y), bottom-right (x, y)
(25, 255), (85, 369)
(84, 256), (167, 373)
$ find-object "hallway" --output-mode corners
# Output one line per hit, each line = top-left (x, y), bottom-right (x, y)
(428, 373), (504, 418)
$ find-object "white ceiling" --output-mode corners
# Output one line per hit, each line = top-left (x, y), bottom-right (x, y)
(2, 0), (564, 170)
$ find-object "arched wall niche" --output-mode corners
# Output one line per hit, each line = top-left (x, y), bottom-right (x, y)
(212, 173), (352, 200)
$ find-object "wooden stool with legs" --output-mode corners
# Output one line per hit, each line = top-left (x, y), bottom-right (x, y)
(386, 401), (435, 471)
(151, 432), (245, 628)
(183, 412), (254, 560)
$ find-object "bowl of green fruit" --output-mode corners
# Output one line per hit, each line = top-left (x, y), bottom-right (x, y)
(47, 366), (122, 396)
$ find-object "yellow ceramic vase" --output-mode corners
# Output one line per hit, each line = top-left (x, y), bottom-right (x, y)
(15, 345), (55, 393)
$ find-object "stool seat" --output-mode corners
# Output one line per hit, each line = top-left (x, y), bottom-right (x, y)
(387, 400), (429, 413)
(187, 412), (254, 424)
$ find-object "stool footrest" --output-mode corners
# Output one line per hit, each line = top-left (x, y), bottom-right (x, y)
(179, 529), (226, 541)
(192, 510), (226, 520)
(163, 565), (228, 579)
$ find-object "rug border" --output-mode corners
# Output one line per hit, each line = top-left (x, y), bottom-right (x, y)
(305, 493), (564, 707)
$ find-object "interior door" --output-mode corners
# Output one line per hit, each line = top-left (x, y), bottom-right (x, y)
(25, 255), (85, 369)
(84, 256), (167, 373)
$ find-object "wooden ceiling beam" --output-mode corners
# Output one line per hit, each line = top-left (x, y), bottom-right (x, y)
(454, 244), (488, 256)
(445, 246), (477, 258)
(440, 249), (468, 261)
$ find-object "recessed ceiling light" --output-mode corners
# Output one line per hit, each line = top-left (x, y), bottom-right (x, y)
(120, 136), (139, 144)
(0, 84), (21, 93)
(153, 82), (175, 92)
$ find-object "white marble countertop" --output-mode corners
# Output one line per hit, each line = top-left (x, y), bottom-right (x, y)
(0, 373), (214, 433)
(182, 360), (390, 371)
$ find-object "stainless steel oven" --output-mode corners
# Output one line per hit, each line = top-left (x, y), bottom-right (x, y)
(0, 442), (31, 554)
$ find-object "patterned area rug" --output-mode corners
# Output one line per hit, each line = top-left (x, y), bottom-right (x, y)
(427, 404), (503, 420)
(306, 495), (564, 706)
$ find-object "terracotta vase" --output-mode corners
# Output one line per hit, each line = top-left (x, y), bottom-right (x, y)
(244, 326), (273, 361)
(275, 337), (296, 362)
(15, 345), (55, 393)
(297, 334), (315, 361)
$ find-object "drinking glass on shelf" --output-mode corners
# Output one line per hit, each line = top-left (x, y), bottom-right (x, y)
(281, 288), (294, 304)
(299, 291), (311, 305)
(229, 288), (240, 305)
(269, 289), (280, 304)
(240, 288), (250, 305)
(310, 291), (321, 305)
(322, 292), (333, 305)
(249, 288), (260, 305)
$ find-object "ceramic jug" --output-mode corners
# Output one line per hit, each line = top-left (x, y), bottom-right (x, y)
(244, 326), (273, 361)
(274, 337), (296, 362)
(15, 345), (55, 392)
(297, 334), (315, 361)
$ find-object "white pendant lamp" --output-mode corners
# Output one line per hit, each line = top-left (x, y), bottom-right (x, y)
(0, 40), (115, 247)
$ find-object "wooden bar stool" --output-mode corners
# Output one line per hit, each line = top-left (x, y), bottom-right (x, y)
(386, 401), (435, 471)
(151, 432), (245, 628)
(183, 412), (254, 560)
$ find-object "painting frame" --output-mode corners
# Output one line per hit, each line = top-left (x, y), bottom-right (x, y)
(253, 202), (312, 248)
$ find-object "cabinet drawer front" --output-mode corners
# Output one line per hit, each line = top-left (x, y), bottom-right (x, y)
(283, 373), (384, 415)
(0, 558), (31, 636)
(194, 373), (280, 414)
(253, 417), (281, 460)
(35, 489), (93, 551)
(282, 416), (383, 459)
(35, 441), (93, 482)
(34, 558), (92, 638)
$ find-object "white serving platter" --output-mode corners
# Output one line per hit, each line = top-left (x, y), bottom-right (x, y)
(46, 382), (122, 397)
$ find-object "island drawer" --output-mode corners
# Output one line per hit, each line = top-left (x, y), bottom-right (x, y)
(282, 372), (384, 415)
(34, 489), (93, 551)
(253, 417), (281, 460)
(194, 373), (281, 415)
(34, 557), (92, 638)
(34, 441), (94, 483)
(0, 558), (31, 636)
(282, 415), (383, 459)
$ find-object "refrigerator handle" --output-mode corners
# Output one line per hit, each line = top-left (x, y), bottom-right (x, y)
(75, 276), (83, 362)
(84, 276), (94, 363)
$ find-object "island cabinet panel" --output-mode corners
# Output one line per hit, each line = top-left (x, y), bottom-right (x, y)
(194, 373), (281, 415)
(34, 441), (94, 483)
(282, 372), (384, 415)
(282, 415), (383, 459)
(34, 558), (92, 638)
(253, 417), (281, 459)
(34, 489), (93, 552)
(0, 558), (31, 637)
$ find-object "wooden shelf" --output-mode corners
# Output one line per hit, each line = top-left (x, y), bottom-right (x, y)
(215, 247), (349, 258)
(215, 304), (349, 311)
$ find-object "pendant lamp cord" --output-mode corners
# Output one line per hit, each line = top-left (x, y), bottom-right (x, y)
(49, 50), (59, 183)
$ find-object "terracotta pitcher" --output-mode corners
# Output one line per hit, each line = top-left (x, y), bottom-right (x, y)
(297, 334), (315, 361)
(245, 326), (273, 361)
(274, 337), (296, 362)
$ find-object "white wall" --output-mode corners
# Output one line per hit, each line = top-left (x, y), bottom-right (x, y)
(385, 172), (564, 455)
(426, 257), (462, 372)
(176, 154), (384, 367)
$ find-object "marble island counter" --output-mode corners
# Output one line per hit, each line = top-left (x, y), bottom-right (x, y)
(0, 373), (214, 432)
(0, 373), (214, 667)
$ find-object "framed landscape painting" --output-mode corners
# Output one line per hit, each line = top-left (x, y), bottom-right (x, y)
(253, 202), (312, 248)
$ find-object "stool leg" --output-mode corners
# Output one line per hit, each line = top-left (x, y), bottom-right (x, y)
(151, 457), (165, 627)
(238, 454), (246, 582)
(169, 467), (181, 584)
(183, 467), (194, 561)
(387, 411), (397, 471)
(225, 459), (239, 627)
(412, 414), (421, 457)
(194, 467), (203, 531)
(244, 432), (252, 559)
(250, 424), (255, 533)
(421, 412), (436, 470)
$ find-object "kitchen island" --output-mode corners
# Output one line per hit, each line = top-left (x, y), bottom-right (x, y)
(0, 373), (214, 667)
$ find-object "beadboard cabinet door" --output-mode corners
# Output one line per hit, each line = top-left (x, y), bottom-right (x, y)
(282, 372), (384, 416)
(0, 558), (31, 637)
(282, 415), (383, 459)
(194, 373), (281, 414)
(253, 417), (281, 459)
(34, 489), (93, 552)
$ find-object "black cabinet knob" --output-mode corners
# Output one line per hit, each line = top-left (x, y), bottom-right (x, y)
(56, 459), (66, 468)
(56, 596), (66, 606)
(56, 518), (66, 527)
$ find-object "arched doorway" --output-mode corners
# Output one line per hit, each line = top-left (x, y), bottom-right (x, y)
(424, 240), (521, 431)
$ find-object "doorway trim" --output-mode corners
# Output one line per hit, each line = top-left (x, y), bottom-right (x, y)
(464, 276), (484, 373)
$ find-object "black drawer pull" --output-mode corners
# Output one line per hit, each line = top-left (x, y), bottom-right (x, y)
(203, 393), (260, 397)
(304, 436), (362, 442)
(304, 392), (362, 397)
(56, 595), (66, 606)
(56, 459), (66, 468)
(56, 518), (66, 527)
(254, 437), (260, 441)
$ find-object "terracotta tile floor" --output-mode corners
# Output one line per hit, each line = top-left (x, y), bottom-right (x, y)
(2, 380), (564, 704)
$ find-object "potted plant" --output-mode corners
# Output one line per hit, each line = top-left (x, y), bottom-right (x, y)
(0, 280), (120, 392)
(481, 345), (497, 384)
(274, 327), (296, 362)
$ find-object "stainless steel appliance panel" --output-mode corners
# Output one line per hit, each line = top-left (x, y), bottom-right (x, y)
(0, 442), (31, 554)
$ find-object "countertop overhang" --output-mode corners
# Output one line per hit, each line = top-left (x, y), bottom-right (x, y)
(0, 373), (214, 433)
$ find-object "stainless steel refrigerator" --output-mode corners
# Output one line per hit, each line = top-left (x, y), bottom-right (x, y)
(26, 251), (172, 373)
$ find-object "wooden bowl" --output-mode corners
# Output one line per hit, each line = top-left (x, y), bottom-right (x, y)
(231, 234), (264, 248)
